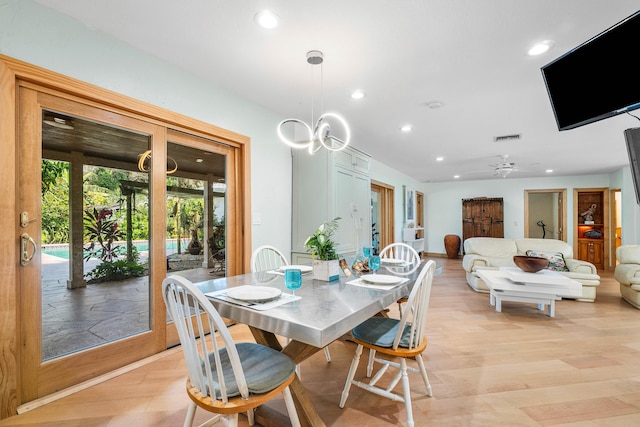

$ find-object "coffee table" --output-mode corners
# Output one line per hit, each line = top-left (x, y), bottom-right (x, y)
(476, 267), (582, 317)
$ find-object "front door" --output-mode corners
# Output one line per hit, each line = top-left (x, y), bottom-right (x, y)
(18, 86), (167, 401)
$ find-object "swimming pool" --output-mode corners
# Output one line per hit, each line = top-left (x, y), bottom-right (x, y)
(42, 239), (187, 259)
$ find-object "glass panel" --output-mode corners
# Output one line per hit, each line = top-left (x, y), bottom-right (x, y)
(166, 141), (226, 278)
(41, 110), (151, 360)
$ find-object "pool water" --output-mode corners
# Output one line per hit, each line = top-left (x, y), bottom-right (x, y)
(42, 240), (185, 259)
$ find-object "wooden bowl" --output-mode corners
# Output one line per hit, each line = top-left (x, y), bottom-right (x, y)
(513, 255), (549, 273)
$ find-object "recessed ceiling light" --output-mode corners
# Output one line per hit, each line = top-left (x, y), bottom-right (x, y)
(545, 169), (554, 173)
(436, 156), (444, 162)
(453, 175), (460, 179)
(528, 40), (554, 56)
(400, 125), (413, 132)
(351, 90), (365, 99)
(254, 10), (279, 29)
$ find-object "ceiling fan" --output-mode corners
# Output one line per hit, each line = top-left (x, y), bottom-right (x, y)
(491, 154), (518, 178)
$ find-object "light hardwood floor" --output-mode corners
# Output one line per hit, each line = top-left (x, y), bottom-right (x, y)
(2, 258), (640, 426)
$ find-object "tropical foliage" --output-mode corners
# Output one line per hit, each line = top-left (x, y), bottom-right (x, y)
(304, 217), (341, 260)
(83, 207), (125, 262)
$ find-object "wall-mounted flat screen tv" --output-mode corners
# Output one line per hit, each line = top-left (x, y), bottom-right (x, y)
(542, 10), (640, 131)
(624, 127), (640, 205)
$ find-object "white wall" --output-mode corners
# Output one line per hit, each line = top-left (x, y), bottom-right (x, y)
(420, 174), (625, 254)
(610, 167), (640, 244)
(0, 0), (293, 254)
(370, 159), (424, 243)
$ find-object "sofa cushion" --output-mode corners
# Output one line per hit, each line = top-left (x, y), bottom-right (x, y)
(616, 245), (640, 264)
(515, 238), (574, 259)
(464, 238), (517, 258)
(525, 250), (570, 272)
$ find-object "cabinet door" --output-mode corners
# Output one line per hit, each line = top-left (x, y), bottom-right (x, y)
(578, 240), (604, 269)
(334, 167), (370, 256)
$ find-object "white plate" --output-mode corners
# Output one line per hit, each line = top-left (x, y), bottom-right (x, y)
(381, 258), (406, 266)
(279, 265), (313, 274)
(226, 286), (282, 302)
(360, 274), (403, 285)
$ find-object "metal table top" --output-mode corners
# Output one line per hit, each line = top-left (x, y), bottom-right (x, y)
(195, 265), (423, 349)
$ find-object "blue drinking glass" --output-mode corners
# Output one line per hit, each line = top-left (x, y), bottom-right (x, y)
(369, 255), (381, 275)
(284, 268), (302, 296)
(363, 247), (372, 258)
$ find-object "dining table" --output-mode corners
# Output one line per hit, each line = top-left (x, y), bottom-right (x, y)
(193, 260), (427, 427)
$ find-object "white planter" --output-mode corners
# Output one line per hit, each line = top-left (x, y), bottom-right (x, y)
(312, 259), (340, 281)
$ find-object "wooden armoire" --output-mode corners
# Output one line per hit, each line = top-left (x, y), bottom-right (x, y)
(462, 197), (504, 245)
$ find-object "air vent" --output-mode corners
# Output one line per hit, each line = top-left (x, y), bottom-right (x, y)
(494, 134), (521, 142)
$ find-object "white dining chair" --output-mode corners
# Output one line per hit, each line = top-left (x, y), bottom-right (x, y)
(379, 242), (422, 317)
(250, 244), (289, 272)
(379, 242), (421, 277)
(250, 245), (332, 364)
(339, 260), (436, 427)
(162, 275), (301, 427)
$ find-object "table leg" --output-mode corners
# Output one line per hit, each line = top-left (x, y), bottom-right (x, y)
(495, 295), (502, 312)
(249, 326), (326, 427)
(548, 300), (555, 317)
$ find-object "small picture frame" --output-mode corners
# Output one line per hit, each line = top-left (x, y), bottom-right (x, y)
(405, 186), (416, 224)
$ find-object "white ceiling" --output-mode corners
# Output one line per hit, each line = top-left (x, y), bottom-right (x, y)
(35, 0), (640, 182)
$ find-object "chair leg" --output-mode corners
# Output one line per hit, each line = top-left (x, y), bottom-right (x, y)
(367, 349), (376, 377)
(282, 386), (302, 427)
(247, 408), (255, 426)
(400, 358), (415, 427)
(398, 301), (403, 318)
(324, 346), (331, 362)
(415, 354), (433, 396)
(184, 401), (197, 427)
(339, 344), (363, 408)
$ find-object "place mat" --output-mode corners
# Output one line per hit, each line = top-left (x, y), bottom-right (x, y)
(206, 288), (300, 310)
(346, 277), (408, 291)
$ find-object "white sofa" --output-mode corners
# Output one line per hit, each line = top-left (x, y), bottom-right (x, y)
(462, 237), (601, 302)
(614, 245), (640, 309)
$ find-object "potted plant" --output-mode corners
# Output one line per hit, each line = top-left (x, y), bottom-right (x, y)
(304, 217), (341, 281)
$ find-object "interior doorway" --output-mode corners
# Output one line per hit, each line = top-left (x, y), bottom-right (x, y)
(524, 189), (567, 241)
(371, 180), (394, 254)
(611, 188), (622, 266)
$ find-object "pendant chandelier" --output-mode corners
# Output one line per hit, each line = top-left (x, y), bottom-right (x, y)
(277, 50), (351, 154)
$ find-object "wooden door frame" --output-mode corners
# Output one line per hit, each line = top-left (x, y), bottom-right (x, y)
(0, 54), (251, 418)
(573, 187), (609, 270)
(524, 189), (567, 241)
(371, 180), (394, 253)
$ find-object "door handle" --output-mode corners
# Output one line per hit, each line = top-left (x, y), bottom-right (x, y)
(20, 233), (37, 266)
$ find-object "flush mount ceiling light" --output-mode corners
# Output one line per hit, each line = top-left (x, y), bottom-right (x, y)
(528, 40), (554, 56)
(425, 101), (443, 109)
(254, 10), (279, 29)
(43, 117), (74, 130)
(351, 90), (365, 99)
(400, 125), (413, 132)
(277, 50), (351, 154)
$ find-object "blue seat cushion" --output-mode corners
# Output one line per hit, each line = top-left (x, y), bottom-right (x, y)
(352, 317), (413, 348)
(205, 342), (296, 397)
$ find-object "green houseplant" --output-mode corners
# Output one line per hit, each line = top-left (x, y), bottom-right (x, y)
(304, 217), (341, 281)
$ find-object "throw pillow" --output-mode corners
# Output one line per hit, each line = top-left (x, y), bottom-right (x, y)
(525, 250), (570, 272)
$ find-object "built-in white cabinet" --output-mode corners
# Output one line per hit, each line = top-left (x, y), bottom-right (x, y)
(292, 146), (372, 264)
(403, 227), (425, 254)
